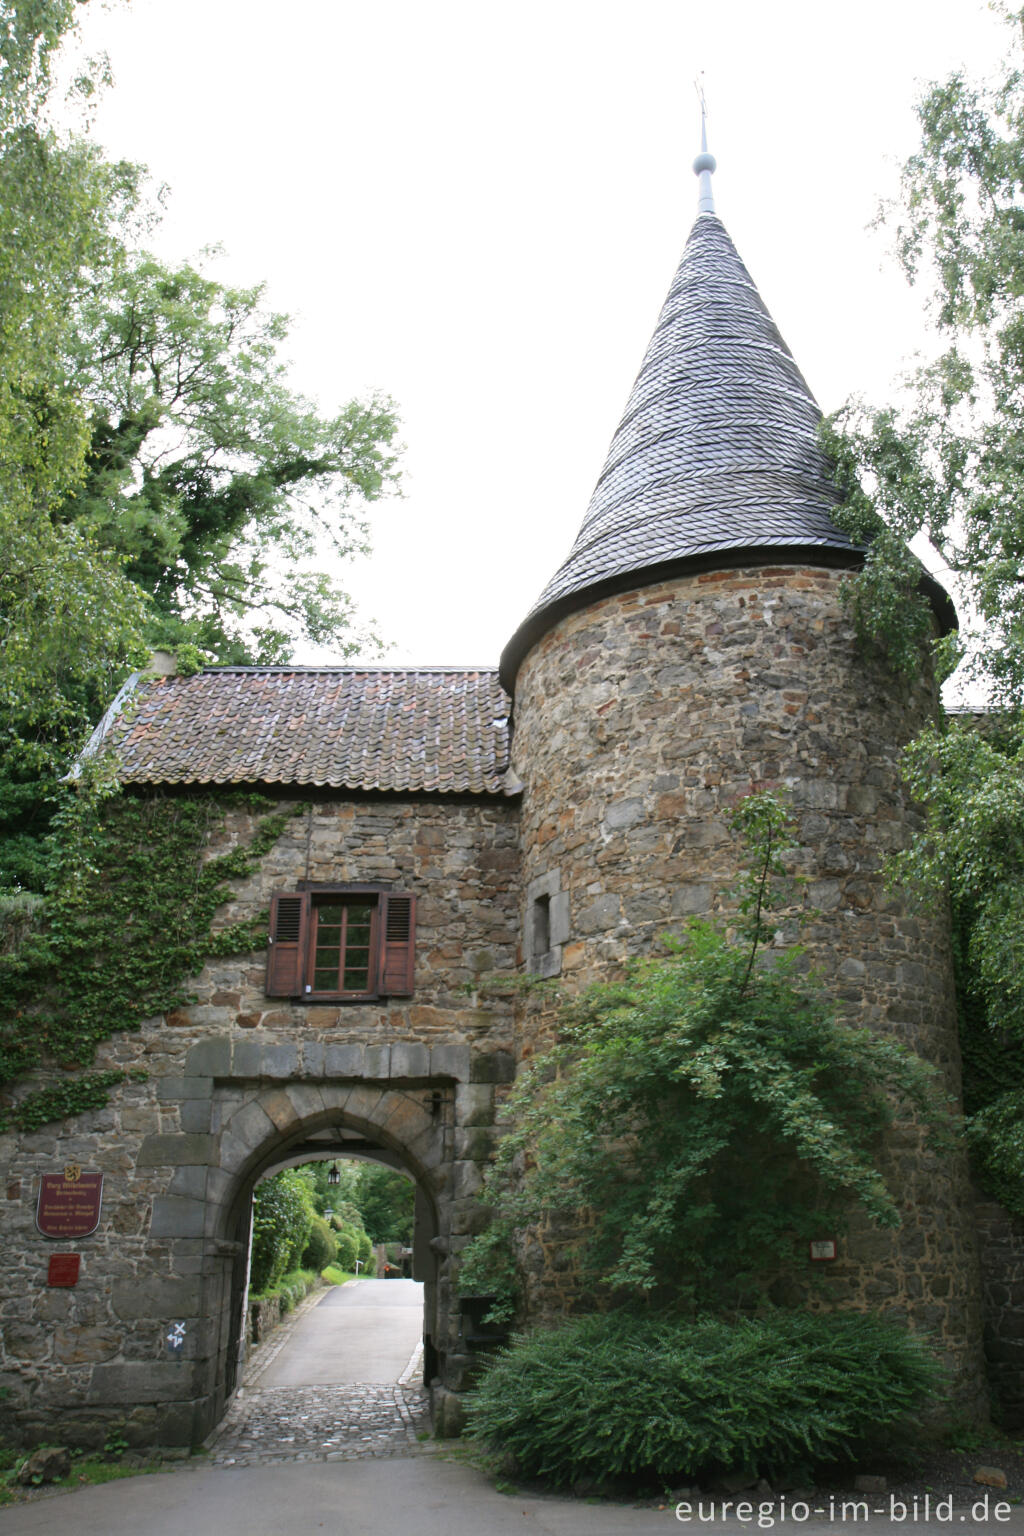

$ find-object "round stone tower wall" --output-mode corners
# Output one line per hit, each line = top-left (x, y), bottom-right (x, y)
(511, 561), (985, 1405)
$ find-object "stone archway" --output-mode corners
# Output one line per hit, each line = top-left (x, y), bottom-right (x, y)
(190, 1078), (456, 1443)
(1, 1034), (506, 1453)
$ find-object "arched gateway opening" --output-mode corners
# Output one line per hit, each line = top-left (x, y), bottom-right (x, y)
(198, 1079), (453, 1441)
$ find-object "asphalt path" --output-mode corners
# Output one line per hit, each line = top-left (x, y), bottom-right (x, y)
(11, 1279), (1013, 1532)
(8, 1459), (1024, 1536)
(0, 1457), (684, 1535)
(255, 1276), (422, 1386)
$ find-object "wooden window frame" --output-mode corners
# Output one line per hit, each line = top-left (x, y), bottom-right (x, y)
(308, 891), (379, 999)
(266, 883), (416, 1002)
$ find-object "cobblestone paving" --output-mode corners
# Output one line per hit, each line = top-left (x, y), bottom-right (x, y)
(208, 1382), (431, 1465)
(205, 1289), (434, 1466)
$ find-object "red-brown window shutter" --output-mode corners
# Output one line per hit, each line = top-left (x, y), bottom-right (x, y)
(266, 892), (308, 996)
(380, 893), (416, 996)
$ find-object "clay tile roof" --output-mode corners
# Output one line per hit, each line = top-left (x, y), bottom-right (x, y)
(99, 667), (515, 796)
(500, 212), (861, 689)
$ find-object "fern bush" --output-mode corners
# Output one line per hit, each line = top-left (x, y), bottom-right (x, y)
(466, 1311), (942, 1487)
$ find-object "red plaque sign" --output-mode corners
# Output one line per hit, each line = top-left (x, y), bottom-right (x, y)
(36, 1170), (103, 1239)
(47, 1253), (81, 1287)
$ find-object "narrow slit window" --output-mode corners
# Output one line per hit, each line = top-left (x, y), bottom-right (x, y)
(532, 893), (551, 957)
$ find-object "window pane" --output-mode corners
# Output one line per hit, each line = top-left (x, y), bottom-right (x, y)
(312, 915), (341, 988)
(309, 896), (377, 994)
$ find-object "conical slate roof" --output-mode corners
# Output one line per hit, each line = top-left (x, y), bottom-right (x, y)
(499, 211), (862, 690)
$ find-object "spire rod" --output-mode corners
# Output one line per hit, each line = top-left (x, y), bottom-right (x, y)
(693, 76), (716, 214)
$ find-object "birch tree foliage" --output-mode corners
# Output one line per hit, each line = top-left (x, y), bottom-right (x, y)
(822, 5), (1024, 1209)
(59, 251), (400, 664)
(822, 4), (1024, 705)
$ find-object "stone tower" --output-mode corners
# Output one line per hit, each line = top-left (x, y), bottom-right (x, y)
(500, 156), (985, 1400)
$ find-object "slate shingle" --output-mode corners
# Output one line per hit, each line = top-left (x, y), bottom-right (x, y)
(499, 213), (861, 688)
(104, 667), (514, 795)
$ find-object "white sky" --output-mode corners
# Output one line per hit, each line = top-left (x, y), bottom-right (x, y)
(68, 0), (1007, 675)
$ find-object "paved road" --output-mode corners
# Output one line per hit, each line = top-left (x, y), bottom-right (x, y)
(256, 1277), (422, 1386)
(206, 1278), (428, 1463)
(11, 1280), (1013, 1532)
(0, 1457), (684, 1535)
(8, 1458), (1024, 1536)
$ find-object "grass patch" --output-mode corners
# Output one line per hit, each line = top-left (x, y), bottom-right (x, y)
(0, 1450), (161, 1507)
(322, 1265), (355, 1286)
(249, 1266), (322, 1314)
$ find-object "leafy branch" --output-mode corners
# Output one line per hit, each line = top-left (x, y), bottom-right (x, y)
(459, 793), (954, 1321)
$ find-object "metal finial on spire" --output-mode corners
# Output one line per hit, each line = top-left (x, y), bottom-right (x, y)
(693, 76), (716, 214)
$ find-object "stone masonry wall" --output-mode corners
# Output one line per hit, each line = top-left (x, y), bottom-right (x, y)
(975, 1195), (1024, 1428)
(511, 565), (986, 1407)
(0, 792), (520, 1449)
(202, 794), (521, 1024)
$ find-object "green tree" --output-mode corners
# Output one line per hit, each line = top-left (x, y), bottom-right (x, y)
(250, 1168), (316, 1293)
(820, 3), (1024, 704)
(0, 2), (400, 890)
(0, 512), (149, 891)
(821, 5), (1024, 1211)
(306, 1158), (408, 1254)
(0, 0), (150, 889)
(351, 1163), (414, 1245)
(60, 251), (399, 664)
(460, 795), (951, 1319)
(0, 0), (136, 520)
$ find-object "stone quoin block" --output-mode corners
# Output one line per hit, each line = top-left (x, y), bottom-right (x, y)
(389, 1041), (430, 1079)
(149, 1198), (207, 1239)
(88, 1362), (199, 1406)
(136, 1134), (217, 1167)
(429, 1044), (471, 1081)
(184, 1040), (231, 1078)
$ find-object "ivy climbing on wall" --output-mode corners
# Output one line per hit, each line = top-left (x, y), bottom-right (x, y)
(0, 789), (296, 1131)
